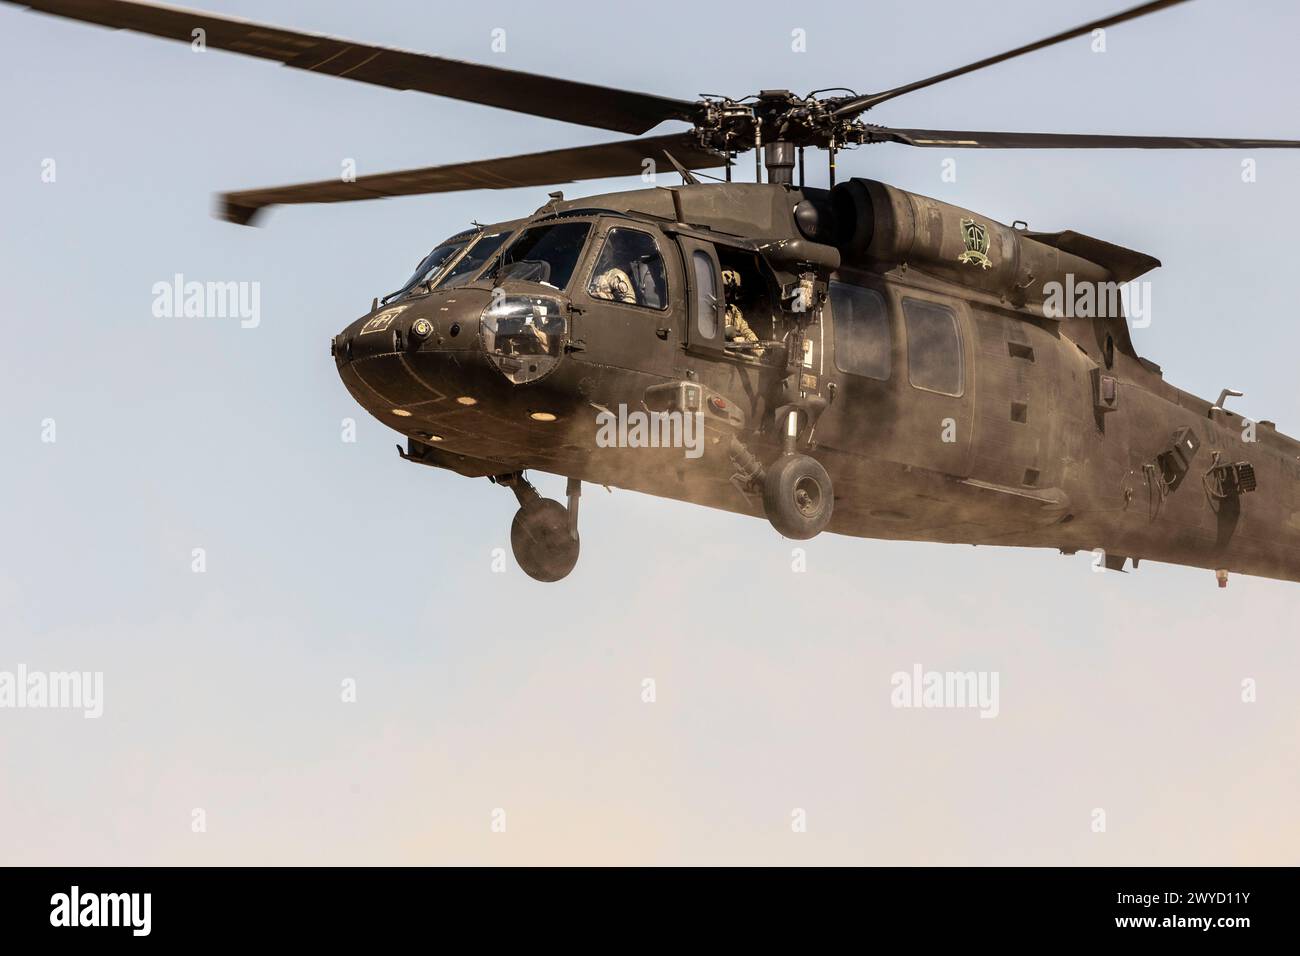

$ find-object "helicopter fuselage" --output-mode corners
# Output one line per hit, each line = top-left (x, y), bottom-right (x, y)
(332, 181), (1300, 585)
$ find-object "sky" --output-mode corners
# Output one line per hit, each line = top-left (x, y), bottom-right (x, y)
(1, 0), (1298, 865)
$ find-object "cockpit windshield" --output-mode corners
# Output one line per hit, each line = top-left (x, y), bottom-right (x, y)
(438, 231), (511, 289)
(492, 221), (592, 291)
(391, 234), (472, 299)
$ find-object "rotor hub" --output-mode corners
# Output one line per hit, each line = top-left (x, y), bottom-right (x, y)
(692, 90), (868, 156)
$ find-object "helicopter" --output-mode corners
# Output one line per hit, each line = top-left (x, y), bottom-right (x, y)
(10, 0), (1300, 584)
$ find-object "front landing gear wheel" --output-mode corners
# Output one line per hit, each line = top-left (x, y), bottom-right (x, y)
(510, 497), (580, 582)
(762, 454), (833, 540)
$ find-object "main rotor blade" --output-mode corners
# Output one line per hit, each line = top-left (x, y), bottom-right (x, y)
(834, 0), (1191, 116)
(867, 127), (1300, 149)
(220, 133), (724, 226)
(3, 0), (699, 134)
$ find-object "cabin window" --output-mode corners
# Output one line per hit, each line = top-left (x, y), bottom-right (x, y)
(903, 298), (963, 396)
(830, 281), (891, 381)
(692, 250), (720, 339)
(587, 228), (668, 309)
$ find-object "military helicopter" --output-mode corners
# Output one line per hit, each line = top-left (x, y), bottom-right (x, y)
(12, 0), (1300, 584)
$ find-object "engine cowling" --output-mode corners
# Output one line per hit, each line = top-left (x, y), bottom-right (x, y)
(827, 178), (1115, 310)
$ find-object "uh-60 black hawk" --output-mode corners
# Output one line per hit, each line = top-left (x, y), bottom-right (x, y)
(14, 0), (1300, 583)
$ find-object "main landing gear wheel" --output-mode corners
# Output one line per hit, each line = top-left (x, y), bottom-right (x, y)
(498, 472), (582, 582)
(762, 454), (833, 540)
(510, 497), (579, 582)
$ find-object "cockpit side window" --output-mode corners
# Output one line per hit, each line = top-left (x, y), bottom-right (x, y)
(692, 250), (720, 339)
(496, 221), (592, 290)
(587, 228), (668, 310)
(830, 280), (891, 381)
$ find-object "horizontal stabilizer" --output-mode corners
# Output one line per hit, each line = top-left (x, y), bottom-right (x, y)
(1026, 230), (1161, 283)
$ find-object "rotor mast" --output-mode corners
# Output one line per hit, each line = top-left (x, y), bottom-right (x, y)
(695, 89), (867, 187)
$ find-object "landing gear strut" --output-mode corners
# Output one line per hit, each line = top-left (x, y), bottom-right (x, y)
(498, 473), (581, 582)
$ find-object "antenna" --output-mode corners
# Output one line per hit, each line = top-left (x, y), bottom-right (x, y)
(662, 150), (701, 185)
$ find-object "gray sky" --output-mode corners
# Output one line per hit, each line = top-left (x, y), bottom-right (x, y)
(2, 0), (1298, 864)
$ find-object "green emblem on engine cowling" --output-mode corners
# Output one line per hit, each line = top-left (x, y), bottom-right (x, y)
(958, 218), (993, 270)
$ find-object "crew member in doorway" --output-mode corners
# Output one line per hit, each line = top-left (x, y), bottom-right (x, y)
(722, 269), (760, 348)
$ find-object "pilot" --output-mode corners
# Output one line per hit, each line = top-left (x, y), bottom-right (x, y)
(722, 269), (760, 347)
(590, 266), (637, 304)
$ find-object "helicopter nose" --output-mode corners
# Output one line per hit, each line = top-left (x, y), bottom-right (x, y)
(330, 293), (496, 424)
(331, 330), (350, 362)
(332, 308), (405, 362)
(333, 294), (489, 365)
